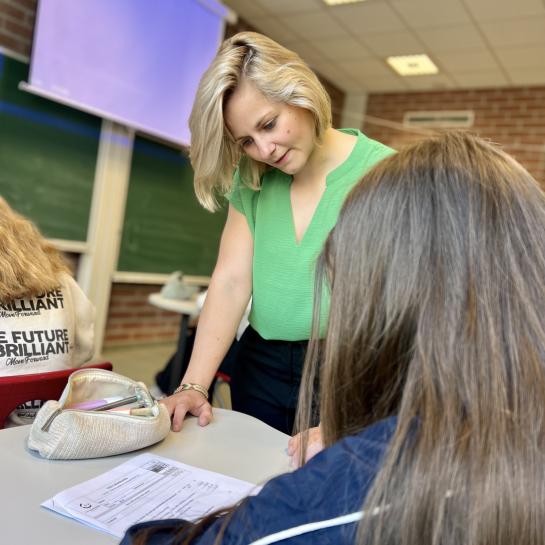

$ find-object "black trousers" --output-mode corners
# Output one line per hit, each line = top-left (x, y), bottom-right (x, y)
(230, 326), (307, 435)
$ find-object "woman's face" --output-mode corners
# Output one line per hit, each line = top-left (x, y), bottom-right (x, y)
(224, 79), (316, 176)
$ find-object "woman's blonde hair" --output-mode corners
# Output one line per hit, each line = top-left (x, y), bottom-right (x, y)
(297, 131), (545, 545)
(0, 197), (69, 303)
(189, 31), (332, 211)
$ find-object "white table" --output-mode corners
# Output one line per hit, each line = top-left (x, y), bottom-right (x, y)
(148, 293), (200, 317)
(0, 408), (291, 544)
(148, 293), (200, 393)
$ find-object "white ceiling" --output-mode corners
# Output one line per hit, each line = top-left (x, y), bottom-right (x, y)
(222, 0), (545, 93)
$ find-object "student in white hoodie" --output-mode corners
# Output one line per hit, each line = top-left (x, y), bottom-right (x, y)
(0, 197), (94, 424)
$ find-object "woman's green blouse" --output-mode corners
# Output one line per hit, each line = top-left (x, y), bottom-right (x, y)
(228, 129), (394, 341)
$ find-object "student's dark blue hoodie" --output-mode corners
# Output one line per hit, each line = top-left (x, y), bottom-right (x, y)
(120, 417), (396, 545)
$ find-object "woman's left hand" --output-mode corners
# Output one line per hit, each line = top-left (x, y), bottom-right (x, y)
(287, 425), (323, 468)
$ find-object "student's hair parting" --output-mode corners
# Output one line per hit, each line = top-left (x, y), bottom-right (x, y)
(297, 131), (545, 545)
(0, 196), (69, 303)
(189, 31), (332, 211)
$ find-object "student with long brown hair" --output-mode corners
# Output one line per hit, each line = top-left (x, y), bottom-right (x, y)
(122, 131), (545, 545)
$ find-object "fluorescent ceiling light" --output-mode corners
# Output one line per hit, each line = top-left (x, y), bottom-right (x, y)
(323, 0), (366, 5)
(387, 54), (438, 76)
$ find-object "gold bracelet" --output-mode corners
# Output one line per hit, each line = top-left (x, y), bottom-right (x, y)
(174, 383), (209, 399)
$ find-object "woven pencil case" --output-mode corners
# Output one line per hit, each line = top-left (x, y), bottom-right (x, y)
(27, 368), (171, 460)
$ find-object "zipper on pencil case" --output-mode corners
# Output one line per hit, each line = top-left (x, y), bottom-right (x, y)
(40, 405), (156, 432)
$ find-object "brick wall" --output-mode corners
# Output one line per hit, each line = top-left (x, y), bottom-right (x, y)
(104, 284), (185, 347)
(364, 87), (545, 187)
(0, 0), (35, 57)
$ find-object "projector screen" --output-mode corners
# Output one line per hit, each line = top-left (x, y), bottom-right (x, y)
(23, 0), (228, 146)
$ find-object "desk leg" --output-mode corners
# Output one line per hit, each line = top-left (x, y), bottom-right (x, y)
(168, 313), (190, 394)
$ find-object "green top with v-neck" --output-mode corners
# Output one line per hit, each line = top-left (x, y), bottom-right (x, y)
(228, 129), (394, 341)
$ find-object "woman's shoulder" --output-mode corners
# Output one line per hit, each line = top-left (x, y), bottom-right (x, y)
(228, 164), (286, 216)
(59, 273), (95, 317)
(340, 128), (395, 156)
(58, 272), (84, 297)
(229, 165), (259, 197)
(227, 167), (259, 220)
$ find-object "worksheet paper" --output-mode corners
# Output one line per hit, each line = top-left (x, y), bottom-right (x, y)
(42, 453), (260, 538)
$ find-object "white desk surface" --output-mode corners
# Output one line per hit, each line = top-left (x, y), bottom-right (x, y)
(0, 408), (291, 544)
(148, 292), (200, 316)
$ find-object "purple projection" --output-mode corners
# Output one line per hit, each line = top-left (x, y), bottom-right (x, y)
(27, 0), (227, 146)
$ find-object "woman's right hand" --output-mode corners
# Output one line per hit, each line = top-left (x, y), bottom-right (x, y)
(160, 390), (213, 432)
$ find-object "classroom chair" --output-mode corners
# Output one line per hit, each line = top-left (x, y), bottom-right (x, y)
(0, 362), (113, 429)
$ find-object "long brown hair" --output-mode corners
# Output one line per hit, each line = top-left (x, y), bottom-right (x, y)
(0, 197), (69, 303)
(297, 131), (545, 545)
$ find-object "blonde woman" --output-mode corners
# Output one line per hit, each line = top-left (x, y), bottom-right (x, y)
(163, 32), (393, 434)
(124, 131), (545, 544)
(0, 197), (94, 424)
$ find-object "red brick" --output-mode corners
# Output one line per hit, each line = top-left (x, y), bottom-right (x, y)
(0, 2), (25, 20)
(0, 31), (27, 54)
(120, 322), (147, 330)
(124, 300), (148, 308)
(516, 136), (545, 145)
(108, 311), (134, 319)
(10, 0), (37, 11)
(105, 334), (132, 342)
(4, 16), (30, 32)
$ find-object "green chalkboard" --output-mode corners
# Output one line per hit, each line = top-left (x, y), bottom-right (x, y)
(0, 52), (100, 241)
(0, 52), (225, 275)
(118, 136), (227, 275)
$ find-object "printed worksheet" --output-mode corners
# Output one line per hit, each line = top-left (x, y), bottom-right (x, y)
(42, 453), (259, 538)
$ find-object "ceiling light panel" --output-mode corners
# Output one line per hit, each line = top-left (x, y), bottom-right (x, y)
(387, 54), (439, 76)
(323, 0), (366, 6)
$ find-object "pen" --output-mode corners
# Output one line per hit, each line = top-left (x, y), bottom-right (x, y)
(65, 395), (140, 411)
(93, 396), (140, 411)
(66, 396), (124, 410)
